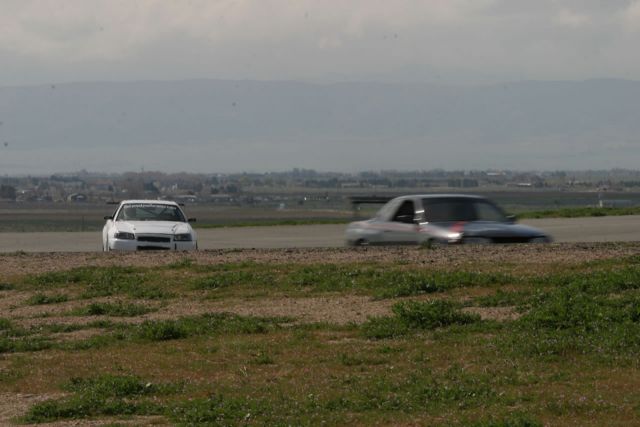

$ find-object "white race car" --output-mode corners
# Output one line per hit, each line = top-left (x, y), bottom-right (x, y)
(102, 200), (197, 251)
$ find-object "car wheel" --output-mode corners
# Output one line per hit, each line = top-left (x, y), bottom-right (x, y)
(355, 238), (369, 247)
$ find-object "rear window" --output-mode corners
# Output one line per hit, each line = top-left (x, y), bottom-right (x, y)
(474, 201), (506, 222)
(421, 198), (506, 222)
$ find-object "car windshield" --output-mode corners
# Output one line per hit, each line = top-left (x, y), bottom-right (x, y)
(422, 198), (506, 223)
(116, 204), (185, 222)
(375, 200), (398, 220)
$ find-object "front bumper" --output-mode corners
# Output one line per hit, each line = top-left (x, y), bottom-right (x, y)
(109, 234), (197, 251)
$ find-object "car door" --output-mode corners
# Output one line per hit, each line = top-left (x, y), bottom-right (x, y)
(381, 199), (420, 244)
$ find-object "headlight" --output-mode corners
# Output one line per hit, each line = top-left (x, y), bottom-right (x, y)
(446, 232), (463, 243)
(174, 233), (192, 242)
(114, 232), (135, 240)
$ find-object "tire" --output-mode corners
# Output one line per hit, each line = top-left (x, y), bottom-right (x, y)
(354, 239), (369, 247)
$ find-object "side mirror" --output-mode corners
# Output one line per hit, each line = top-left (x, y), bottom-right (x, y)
(188, 218), (197, 223)
(104, 215), (113, 220)
(506, 215), (517, 224)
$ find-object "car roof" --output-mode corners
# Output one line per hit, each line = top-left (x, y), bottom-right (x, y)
(119, 199), (180, 206)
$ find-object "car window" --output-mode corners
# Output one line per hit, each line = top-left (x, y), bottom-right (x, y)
(474, 201), (506, 222)
(392, 200), (416, 224)
(422, 198), (475, 222)
(375, 199), (399, 221)
(116, 204), (186, 222)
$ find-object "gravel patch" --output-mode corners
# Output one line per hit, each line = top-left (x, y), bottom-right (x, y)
(1, 243), (639, 277)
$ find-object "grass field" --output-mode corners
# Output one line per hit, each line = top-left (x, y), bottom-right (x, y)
(516, 206), (640, 219)
(1, 244), (640, 425)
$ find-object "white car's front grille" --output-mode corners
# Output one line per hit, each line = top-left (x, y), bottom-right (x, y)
(137, 235), (171, 243)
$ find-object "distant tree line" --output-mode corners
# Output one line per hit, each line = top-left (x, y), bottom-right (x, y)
(0, 184), (16, 200)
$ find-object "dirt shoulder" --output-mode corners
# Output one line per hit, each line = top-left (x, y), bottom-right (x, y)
(1, 242), (637, 277)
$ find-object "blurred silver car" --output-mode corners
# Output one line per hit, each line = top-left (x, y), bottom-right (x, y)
(345, 194), (551, 246)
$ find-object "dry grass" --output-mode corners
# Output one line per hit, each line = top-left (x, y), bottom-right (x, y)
(2, 244), (640, 425)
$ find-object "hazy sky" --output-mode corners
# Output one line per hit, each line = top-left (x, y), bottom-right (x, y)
(2, 0), (640, 85)
(2, 1), (640, 174)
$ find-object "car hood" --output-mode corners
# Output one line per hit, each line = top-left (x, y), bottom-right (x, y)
(114, 221), (192, 235)
(347, 220), (372, 228)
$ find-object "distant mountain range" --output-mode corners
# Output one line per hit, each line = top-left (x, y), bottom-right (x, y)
(1, 78), (639, 173)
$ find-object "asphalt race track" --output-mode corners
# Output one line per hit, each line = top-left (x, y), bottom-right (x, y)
(1, 216), (640, 252)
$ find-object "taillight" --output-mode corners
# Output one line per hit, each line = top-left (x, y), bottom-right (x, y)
(450, 221), (466, 233)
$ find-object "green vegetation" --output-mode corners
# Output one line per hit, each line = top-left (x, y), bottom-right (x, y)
(0, 318), (54, 353)
(474, 289), (533, 308)
(25, 293), (69, 305)
(23, 375), (179, 423)
(191, 269), (277, 290)
(26, 266), (173, 300)
(187, 263), (513, 298)
(70, 302), (154, 317)
(132, 313), (285, 342)
(194, 218), (350, 228)
(499, 269), (640, 358)
(2, 312), (288, 354)
(362, 300), (480, 339)
(3, 248), (640, 425)
(465, 415), (543, 427)
(517, 206), (640, 219)
(0, 337), (53, 354)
